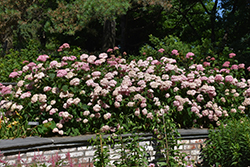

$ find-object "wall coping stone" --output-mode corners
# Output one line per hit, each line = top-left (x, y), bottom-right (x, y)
(0, 129), (209, 155)
(1, 82), (17, 86)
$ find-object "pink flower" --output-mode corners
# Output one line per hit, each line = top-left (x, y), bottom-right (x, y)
(114, 101), (120, 108)
(114, 46), (119, 50)
(196, 64), (205, 71)
(109, 80), (117, 87)
(140, 102), (147, 108)
(70, 78), (80, 86)
(37, 55), (49, 62)
(142, 108), (148, 115)
(87, 55), (97, 63)
(103, 113), (111, 120)
(210, 57), (215, 61)
(94, 60), (102, 65)
(134, 108), (140, 116)
(229, 53), (236, 58)
(50, 60), (58, 68)
(20, 91), (31, 99)
(196, 94), (204, 102)
(127, 102), (135, 107)
(99, 53), (108, 59)
(220, 68), (230, 73)
(92, 71), (101, 77)
(62, 61), (68, 67)
(173, 101), (180, 107)
(231, 108), (237, 113)
(56, 123), (63, 129)
(17, 80), (24, 87)
(248, 66), (250, 71)
(115, 94), (123, 102)
(1, 86), (11, 95)
(215, 74), (224, 82)
(171, 49), (179, 55)
(49, 108), (58, 115)
(225, 75), (234, 82)
(58, 112), (63, 117)
(146, 57), (153, 61)
(9, 72), (20, 78)
(80, 63), (90, 71)
(43, 120), (48, 124)
(203, 61), (210, 67)
(70, 56), (77, 61)
(86, 79), (94, 86)
(107, 48), (113, 52)
(22, 60), (29, 64)
(100, 125), (110, 132)
(186, 52), (194, 59)
(57, 70), (67, 77)
(222, 61), (230, 67)
(93, 104), (101, 112)
(83, 119), (88, 123)
(231, 64), (238, 70)
(158, 48), (165, 53)
(58, 43), (70, 51)
(39, 94), (47, 103)
(52, 128), (59, 133)
(27, 62), (36, 68)
(83, 110), (90, 116)
(238, 63), (245, 69)
(58, 130), (64, 135)
(147, 112), (153, 119)
(148, 163), (155, 167)
(151, 60), (160, 65)
(73, 98), (81, 105)
(80, 54), (89, 60)
(43, 86), (52, 92)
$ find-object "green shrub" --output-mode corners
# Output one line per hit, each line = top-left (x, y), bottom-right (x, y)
(199, 117), (250, 167)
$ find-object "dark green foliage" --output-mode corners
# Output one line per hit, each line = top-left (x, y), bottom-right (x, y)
(199, 117), (250, 167)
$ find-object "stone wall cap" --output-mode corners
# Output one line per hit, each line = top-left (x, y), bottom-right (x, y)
(0, 129), (209, 152)
(178, 128), (209, 136)
(50, 134), (96, 144)
(0, 137), (52, 150)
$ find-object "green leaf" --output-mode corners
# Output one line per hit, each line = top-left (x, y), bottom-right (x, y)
(49, 73), (55, 80)
(62, 85), (69, 92)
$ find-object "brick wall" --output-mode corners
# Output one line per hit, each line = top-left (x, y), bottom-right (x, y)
(0, 129), (208, 166)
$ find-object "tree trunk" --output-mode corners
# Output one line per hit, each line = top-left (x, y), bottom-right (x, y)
(1, 27), (13, 55)
(211, 0), (218, 44)
(102, 18), (116, 52)
(120, 14), (126, 54)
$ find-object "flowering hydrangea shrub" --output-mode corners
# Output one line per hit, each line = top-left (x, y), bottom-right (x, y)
(0, 44), (250, 137)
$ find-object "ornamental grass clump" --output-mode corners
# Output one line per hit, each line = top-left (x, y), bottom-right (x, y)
(0, 43), (250, 138)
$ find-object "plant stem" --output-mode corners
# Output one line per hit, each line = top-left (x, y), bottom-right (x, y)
(100, 133), (104, 167)
(162, 114), (169, 166)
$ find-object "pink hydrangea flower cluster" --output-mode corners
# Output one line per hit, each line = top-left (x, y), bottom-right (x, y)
(229, 53), (236, 58)
(2, 47), (250, 137)
(186, 52), (194, 59)
(171, 49), (179, 55)
(58, 43), (70, 52)
(158, 48), (165, 53)
(37, 55), (49, 62)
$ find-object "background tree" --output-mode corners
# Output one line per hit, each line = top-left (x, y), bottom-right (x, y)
(45, 0), (172, 52)
(0, 0), (57, 54)
(219, 0), (250, 63)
